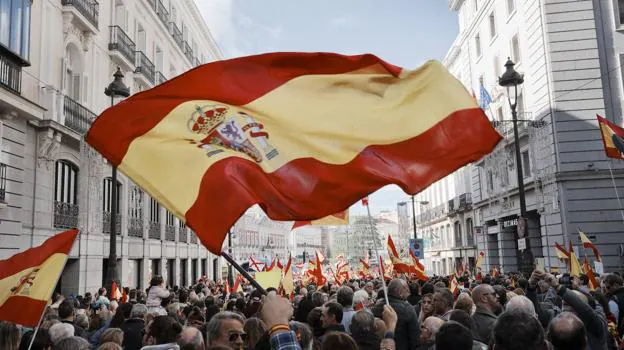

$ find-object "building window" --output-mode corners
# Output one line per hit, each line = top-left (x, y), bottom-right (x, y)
(102, 177), (121, 213)
(0, 0), (32, 60)
(486, 169), (494, 192)
(496, 107), (504, 121)
(466, 218), (474, 245)
(507, 0), (515, 15)
(170, 5), (177, 23)
(516, 92), (525, 114)
(493, 55), (500, 81)
(489, 12), (496, 39)
(128, 187), (143, 237)
(619, 0), (624, 25)
(511, 34), (521, 63)
(54, 160), (79, 228)
(454, 221), (462, 247)
(149, 197), (159, 223)
(475, 34), (482, 57)
(522, 150), (532, 178)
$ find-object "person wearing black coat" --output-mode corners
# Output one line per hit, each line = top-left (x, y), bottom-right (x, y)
(372, 279), (420, 350)
(120, 305), (147, 350)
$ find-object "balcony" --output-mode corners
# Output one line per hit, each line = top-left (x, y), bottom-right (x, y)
(54, 201), (79, 229)
(156, 0), (169, 28)
(417, 203), (448, 224)
(148, 221), (161, 239)
(448, 193), (472, 216)
(183, 42), (193, 63)
(165, 224), (175, 241)
(134, 51), (155, 86)
(63, 96), (95, 134)
(155, 71), (166, 85)
(179, 226), (187, 243)
(169, 22), (183, 49)
(190, 231), (198, 244)
(128, 216), (143, 237)
(0, 53), (22, 94)
(108, 26), (136, 71)
(102, 212), (122, 235)
(61, 0), (99, 33)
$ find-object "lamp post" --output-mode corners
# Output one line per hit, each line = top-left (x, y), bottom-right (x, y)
(498, 58), (532, 274)
(104, 67), (130, 297)
(399, 198), (429, 240)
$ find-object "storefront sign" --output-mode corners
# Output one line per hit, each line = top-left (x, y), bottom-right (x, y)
(517, 237), (526, 251)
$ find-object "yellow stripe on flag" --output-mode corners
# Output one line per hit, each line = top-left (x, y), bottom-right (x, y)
(0, 253), (67, 306)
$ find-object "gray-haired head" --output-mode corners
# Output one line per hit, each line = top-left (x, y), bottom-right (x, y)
(505, 295), (536, 316)
(205, 311), (246, 344)
(178, 326), (204, 348)
(131, 303), (148, 319)
(387, 279), (408, 299)
(353, 289), (369, 307)
(52, 336), (91, 350)
(49, 322), (74, 344)
(350, 309), (375, 336)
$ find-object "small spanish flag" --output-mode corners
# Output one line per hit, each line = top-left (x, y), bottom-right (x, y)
(0, 229), (78, 327)
(597, 114), (624, 159)
(86, 52), (501, 254)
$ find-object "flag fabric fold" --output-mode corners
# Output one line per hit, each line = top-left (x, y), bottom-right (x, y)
(0, 229), (79, 327)
(569, 241), (583, 278)
(291, 210), (349, 230)
(554, 242), (570, 261)
(597, 114), (624, 159)
(86, 52), (501, 253)
(578, 230), (601, 262)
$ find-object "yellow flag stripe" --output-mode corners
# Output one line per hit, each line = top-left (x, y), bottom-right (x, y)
(0, 253), (67, 306)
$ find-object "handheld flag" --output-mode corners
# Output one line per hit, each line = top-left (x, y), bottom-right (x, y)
(86, 53), (501, 254)
(475, 251), (485, 269)
(578, 230), (601, 262)
(554, 242), (570, 260)
(569, 241), (583, 277)
(480, 84), (493, 110)
(597, 115), (624, 159)
(0, 229), (79, 327)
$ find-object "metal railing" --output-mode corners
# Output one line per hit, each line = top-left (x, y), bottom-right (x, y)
(183, 42), (193, 63)
(63, 96), (95, 134)
(179, 227), (187, 243)
(417, 203), (448, 224)
(0, 54), (21, 94)
(61, 0), (99, 28)
(54, 201), (79, 229)
(109, 26), (136, 65)
(156, 0), (169, 27)
(0, 163), (6, 203)
(128, 217), (143, 237)
(148, 221), (160, 239)
(102, 212), (122, 235)
(134, 51), (155, 84)
(449, 193), (473, 214)
(169, 22), (183, 49)
(165, 225), (175, 241)
(190, 231), (198, 244)
(155, 71), (166, 85)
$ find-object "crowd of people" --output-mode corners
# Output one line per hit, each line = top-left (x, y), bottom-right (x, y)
(2, 268), (624, 350)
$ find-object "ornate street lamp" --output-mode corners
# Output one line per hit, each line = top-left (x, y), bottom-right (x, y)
(104, 67), (130, 298)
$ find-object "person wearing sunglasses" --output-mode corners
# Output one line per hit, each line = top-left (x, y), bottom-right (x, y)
(206, 311), (247, 350)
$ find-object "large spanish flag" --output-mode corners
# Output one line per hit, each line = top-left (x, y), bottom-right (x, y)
(597, 114), (624, 159)
(0, 229), (78, 326)
(86, 52), (501, 253)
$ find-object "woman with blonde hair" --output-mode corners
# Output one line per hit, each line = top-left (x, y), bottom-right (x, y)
(418, 294), (435, 324)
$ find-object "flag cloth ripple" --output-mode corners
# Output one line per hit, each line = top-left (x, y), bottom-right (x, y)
(86, 52), (502, 253)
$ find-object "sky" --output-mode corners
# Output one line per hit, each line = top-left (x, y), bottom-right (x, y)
(195, 0), (459, 215)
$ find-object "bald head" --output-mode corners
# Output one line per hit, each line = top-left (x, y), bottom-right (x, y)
(178, 326), (204, 350)
(547, 312), (587, 350)
(388, 279), (408, 299)
(505, 296), (535, 316)
(472, 284), (495, 303)
(423, 316), (445, 335)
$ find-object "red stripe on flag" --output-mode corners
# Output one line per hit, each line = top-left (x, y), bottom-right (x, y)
(0, 296), (48, 327)
(87, 53), (402, 167)
(0, 229), (78, 280)
(187, 108), (500, 253)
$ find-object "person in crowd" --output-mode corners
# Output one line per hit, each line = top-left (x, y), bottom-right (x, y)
(75, 313), (89, 332)
(604, 274), (624, 332)
(18, 329), (53, 350)
(0, 321), (20, 350)
(98, 342), (122, 350)
(418, 294), (435, 324)
(100, 328), (123, 346)
(49, 323), (74, 345)
(289, 321), (315, 350)
(243, 317), (267, 349)
(547, 312), (587, 350)
(454, 292), (475, 316)
(447, 310), (487, 350)
(407, 283), (421, 307)
(97, 288), (110, 306)
(128, 289), (138, 304)
(321, 302), (345, 335)
(109, 301), (119, 316)
(505, 295), (536, 317)
(120, 303), (147, 350)
(186, 306), (206, 331)
(372, 278), (420, 350)
(349, 309), (380, 350)
(147, 276), (170, 316)
(353, 289), (370, 311)
(493, 285), (508, 313)
(58, 299), (89, 339)
(418, 316), (444, 350)
(490, 311), (548, 350)
(434, 321), (473, 350)
(53, 336), (91, 350)
(337, 286), (355, 333)
(432, 289), (454, 320)
(306, 307), (325, 338)
(471, 284), (500, 344)
(177, 327), (205, 350)
(109, 302), (133, 328)
(321, 332), (358, 350)
(205, 311), (246, 349)
(141, 315), (183, 350)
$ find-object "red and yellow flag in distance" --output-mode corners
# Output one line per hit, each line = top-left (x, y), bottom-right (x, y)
(86, 52), (501, 254)
(0, 229), (78, 327)
(597, 115), (624, 159)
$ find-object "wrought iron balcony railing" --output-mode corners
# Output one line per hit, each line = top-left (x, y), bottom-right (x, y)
(183, 42), (193, 63)
(179, 227), (187, 243)
(109, 25), (136, 65)
(54, 201), (79, 229)
(190, 231), (198, 244)
(128, 216), (143, 237)
(61, 0), (99, 28)
(134, 51), (155, 84)
(102, 212), (122, 235)
(169, 22), (183, 49)
(165, 225), (175, 241)
(155, 71), (166, 85)
(0, 53), (21, 94)
(63, 95), (95, 134)
(148, 221), (161, 239)
(156, 0), (169, 27)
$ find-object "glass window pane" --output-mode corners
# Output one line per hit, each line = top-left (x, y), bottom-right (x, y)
(0, 0), (9, 47)
(9, 0), (22, 54)
(20, 0), (29, 59)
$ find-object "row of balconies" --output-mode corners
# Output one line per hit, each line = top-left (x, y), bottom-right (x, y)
(53, 202), (199, 244)
(448, 193), (472, 216)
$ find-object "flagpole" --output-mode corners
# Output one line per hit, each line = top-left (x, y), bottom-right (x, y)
(608, 162), (624, 223)
(221, 251), (266, 294)
(28, 253), (70, 350)
(365, 202), (390, 305)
